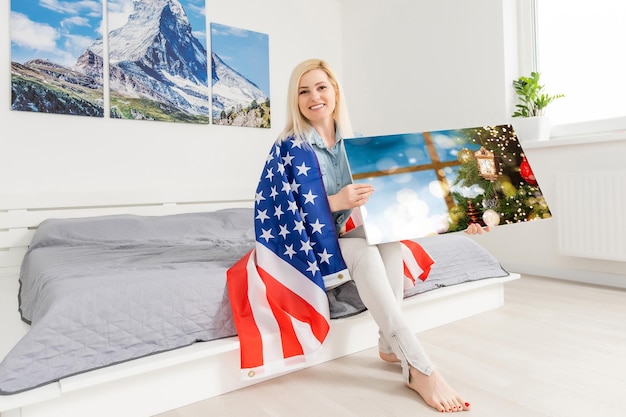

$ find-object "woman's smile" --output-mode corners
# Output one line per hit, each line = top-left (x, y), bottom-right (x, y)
(298, 68), (336, 124)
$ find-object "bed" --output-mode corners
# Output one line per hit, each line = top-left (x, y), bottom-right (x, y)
(0, 200), (517, 417)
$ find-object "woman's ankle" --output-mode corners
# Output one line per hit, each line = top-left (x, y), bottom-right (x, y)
(378, 351), (400, 363)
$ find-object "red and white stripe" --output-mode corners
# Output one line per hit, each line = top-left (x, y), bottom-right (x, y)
(227, 245), (331, 378)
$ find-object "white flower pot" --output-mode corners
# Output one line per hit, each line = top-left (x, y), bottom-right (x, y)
(511, 116), (552, 142)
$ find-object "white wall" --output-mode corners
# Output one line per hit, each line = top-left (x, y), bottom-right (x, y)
(338, 0), (626, 286)
(1, 0), (344, 206)
(340, 0), (514, 135)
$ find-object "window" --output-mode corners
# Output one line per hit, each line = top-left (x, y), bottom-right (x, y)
(528, 0), (626, 138)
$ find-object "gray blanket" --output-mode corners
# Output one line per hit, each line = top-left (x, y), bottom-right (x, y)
(408, 232), (510, 297)
(0, 208), (507, 395)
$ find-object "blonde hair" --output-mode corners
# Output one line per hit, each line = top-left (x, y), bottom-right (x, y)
(278, 59), (354, 142)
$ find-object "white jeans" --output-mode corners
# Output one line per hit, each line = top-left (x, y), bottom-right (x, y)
(338, 236), (435, 382)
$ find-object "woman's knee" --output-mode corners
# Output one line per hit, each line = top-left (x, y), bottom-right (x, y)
(339, 238), (384, 270)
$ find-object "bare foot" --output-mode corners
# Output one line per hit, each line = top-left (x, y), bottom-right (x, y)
(407, 367), (470, 413)
(379, 351), (400, 363)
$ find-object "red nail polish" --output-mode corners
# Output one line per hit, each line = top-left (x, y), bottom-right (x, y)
(465, 402), (471, 407)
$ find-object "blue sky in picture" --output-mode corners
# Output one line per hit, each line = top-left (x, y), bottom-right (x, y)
(11, 0), (103, 65)
(210, 22), (270, 96)
(10, 0), (208, 66)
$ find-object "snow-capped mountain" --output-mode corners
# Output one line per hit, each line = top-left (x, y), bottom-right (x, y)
(13, 0), (269, 122)
(85, 0), (209, 117)
(69, 0), (267, 121)
(211, 52), (267, 118)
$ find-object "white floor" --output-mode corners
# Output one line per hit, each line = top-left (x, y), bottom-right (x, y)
(155, 275), (626, 417)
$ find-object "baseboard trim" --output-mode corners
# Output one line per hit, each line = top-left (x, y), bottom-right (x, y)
(501, 262), (626, 289)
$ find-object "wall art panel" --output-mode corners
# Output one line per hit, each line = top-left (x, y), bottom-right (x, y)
(10, 0), (105, 117)
(106, 0), (210, 123)
(210, 22), (270, 128)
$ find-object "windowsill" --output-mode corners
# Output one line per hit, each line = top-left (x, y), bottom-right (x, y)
(521, 129), (626, 149)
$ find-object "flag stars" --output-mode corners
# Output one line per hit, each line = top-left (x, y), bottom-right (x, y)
(299, 208), (308, 222)
(287, 200), (298, 214)
(289, 179), (301, 194)
(309, 219), (325, 234)
(291, 137), (306, 148)
(284, 244), (296, 259)
(282, 152), (295, 166)
(278, 224), (290, 239)
(302, 189), (317, 204)
(306, 260), (320, 275)
(317, 249), (333, 264)
(274, 204), (284, 219)
(259, 228), (274, 242)
(256, 140), (343, 282)
(256, 209), (270, 223)
(294, 220), (305, 234)
(296, 162), (311, 176)
(300, 239), (313, 255)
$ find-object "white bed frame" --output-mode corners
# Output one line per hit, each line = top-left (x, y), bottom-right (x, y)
(0, 194), (519, 417)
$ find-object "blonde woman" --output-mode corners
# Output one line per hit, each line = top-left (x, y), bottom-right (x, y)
(229, 59), (486, 413)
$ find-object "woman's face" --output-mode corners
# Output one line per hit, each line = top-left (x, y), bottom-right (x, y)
(297, 68), (337, 125)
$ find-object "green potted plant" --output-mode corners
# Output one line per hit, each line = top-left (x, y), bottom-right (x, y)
(511, 71), (564, 142)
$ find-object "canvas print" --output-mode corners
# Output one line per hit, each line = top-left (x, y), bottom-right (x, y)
(106, 0), (210, 123)
(344, 125), (551, 244)
(210, 22), (270, 128)
(10, 0), (105, 117)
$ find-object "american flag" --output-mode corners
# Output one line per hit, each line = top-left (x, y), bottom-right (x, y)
(227, 137), (346, 379)
(227, 137), (434, 379)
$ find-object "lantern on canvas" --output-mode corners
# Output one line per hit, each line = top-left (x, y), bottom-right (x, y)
(474, 146), (498, 181)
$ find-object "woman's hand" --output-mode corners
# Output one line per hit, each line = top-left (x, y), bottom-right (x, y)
(328, 183), (374, 212)
(465, 223), (490, 234)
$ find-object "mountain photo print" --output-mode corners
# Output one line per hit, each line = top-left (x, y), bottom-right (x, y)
(210, 22), (270, 128)
(106, 0), (210, 123)
(10, 0), (105, 117)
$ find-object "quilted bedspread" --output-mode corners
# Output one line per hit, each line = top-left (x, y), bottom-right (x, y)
(0, 208), (508, 394)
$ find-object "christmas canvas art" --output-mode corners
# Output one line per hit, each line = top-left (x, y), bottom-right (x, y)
(344, 125), (551, 244)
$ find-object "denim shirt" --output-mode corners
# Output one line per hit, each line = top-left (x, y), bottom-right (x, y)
(310, 129), (354, 234)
